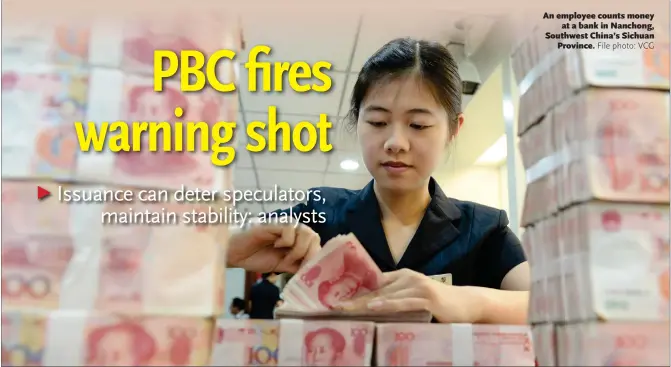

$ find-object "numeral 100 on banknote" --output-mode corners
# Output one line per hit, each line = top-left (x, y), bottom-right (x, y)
(615, 334), (648, 349)
(216, 327), (279, 365)
(244, 345), (277, 365)
(394, 332), (416, 342)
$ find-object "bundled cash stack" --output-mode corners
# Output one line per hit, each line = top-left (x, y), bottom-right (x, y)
(2, 13), (241, 366)
(207, 234), (533, 366)
(275, 233), (433, 323)
(209, 319), (535, 366)
(212, 318), (374, 366)
(511, 20), (670, 366)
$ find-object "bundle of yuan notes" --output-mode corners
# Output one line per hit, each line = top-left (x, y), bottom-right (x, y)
(274, 233), (433, 323)
(209, 319), (535, 366)
(511, 19), (670, 367)
(2, 12), (242, 366)
(212, 319), (374, 366)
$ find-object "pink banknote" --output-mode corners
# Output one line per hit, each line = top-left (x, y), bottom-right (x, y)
(520, 89), (669, 226)
(527, 201), (669, 324)
(514, 24), (669, 134)
(577, 90), (669, 203)
(556, 322), (670, 366)
(283, 234), (384, 310)
(581, 202), (669, 321)
(376, 323), (535, 366)
(211, 319), (279, 366)
(94, 199), (227, 315)
(2, 16), (240, 72)
(86, 75), (237, 191)
(96, 224), (152, 312)
(83, 315), (213, 366)
(2, 181), (70, 236)
(2, 311), (49, 366)
(2, 234), (74, 310)
(2, 311), (214, 366)
(121, 15), (239, 76)
(2, 70), (87, 180)
(1, 182), (228, 316)
(278, 319), (375, 366)
(2, 22), (90, 67)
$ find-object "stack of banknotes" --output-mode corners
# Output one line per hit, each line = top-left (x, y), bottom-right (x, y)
(275, 233), (432, 323)
(1, 12), (241, 366)
(512, 19), (670, 367)
(211, 319), (535, 366)
(2, 16), (239, 189)
(225, 233), (531, 366)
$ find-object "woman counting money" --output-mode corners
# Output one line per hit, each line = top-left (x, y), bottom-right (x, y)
(225, 38), (529, 325)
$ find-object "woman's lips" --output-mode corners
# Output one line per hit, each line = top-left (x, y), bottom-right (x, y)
(381, 161), (411, 173)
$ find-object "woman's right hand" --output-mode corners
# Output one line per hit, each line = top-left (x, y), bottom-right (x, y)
(226, 223), (322, 274)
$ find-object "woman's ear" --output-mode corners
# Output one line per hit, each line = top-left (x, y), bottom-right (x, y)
(449, 114), (465, 143)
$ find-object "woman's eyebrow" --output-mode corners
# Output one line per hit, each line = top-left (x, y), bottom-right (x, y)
(363, 105), (434, 115)
(405, 108), (433, 115)
(363, 105), (391, 113)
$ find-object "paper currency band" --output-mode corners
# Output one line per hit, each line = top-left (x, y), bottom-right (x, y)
(517, 48), (564, 97)
(451, 324), (475, 365)
(524, 146), (572, 184)
(523, 137), (660, 185)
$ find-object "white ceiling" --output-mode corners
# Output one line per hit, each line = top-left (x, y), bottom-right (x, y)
(233, 11), (509, 214)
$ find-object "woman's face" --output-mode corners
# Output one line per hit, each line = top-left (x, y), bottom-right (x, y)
(356, 75), (451, 192)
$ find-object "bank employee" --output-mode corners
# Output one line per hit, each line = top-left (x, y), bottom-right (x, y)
(225, 38), (530, 325)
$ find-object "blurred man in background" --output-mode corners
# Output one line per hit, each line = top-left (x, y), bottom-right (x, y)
(229, 297), (249, 319)
(249, 272), (281, 319)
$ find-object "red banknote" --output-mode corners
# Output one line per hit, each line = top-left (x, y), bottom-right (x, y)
(275, 234), (431, 323)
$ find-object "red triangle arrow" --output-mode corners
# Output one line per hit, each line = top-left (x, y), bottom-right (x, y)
(37, 186), (51, 200)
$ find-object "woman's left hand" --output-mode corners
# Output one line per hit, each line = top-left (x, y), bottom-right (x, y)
(334, 268), (482, 323)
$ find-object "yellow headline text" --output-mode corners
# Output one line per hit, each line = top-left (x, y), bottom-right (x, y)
(153, 45), (333, 93)
(74, 106), (333, 167)
(74, 45), (338, 166)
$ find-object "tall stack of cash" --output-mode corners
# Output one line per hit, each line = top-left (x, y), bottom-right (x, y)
(2, 10), (241, 366)
(511, 14), (670, 367)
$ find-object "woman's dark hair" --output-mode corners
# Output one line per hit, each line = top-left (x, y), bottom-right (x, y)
(346, 38), (463, 137)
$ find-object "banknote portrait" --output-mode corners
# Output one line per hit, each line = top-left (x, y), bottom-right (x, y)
(303, 327), (346, 366)
(98, 237), (146, 306)
(311, 242), (380, 309)
(596, 97), (669, 194)
(112, 81), (224, 186)
(114, 85), (190, 176)
(85, 321), (157, 366)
